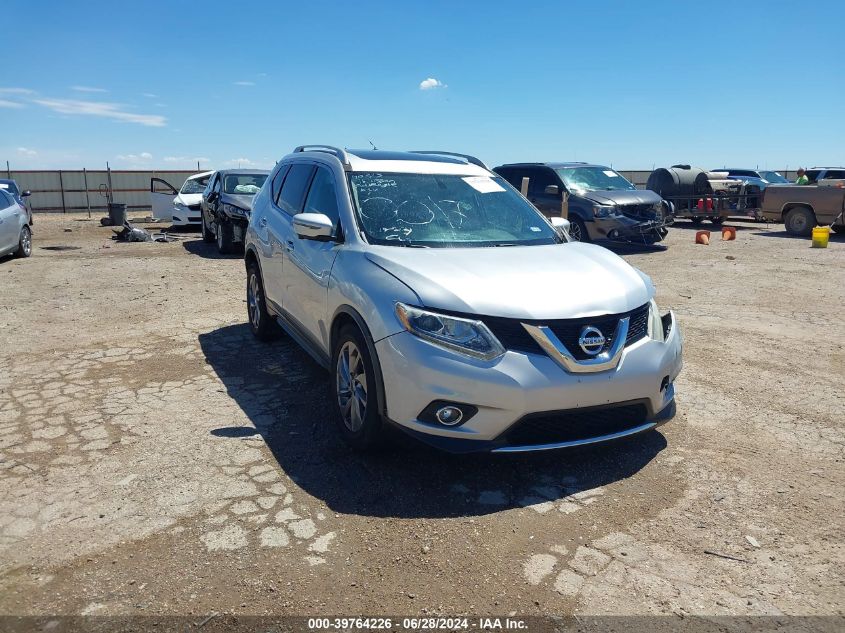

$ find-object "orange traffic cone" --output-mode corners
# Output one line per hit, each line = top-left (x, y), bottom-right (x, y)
(695, 230), (710, 245)
(722, 226), (736, 241)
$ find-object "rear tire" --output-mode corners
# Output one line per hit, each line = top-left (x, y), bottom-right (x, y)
(216, 218), (235, 254)
(246, 261), (280, 342)
(15, 225), (32, 258)
(690, 217), (704, 226)
(331, 325), (383, 451)
(784, 207), (815, 237)
(567, 217), (590, 243)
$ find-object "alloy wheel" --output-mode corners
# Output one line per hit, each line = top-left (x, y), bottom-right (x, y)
(21, 227), (31, 256)
(569, 221), (583, 242)
(247, 272), (261, 330)
(336, 341), (368, 432)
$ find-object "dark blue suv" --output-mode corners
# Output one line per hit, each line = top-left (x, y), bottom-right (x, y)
(494, 163), (670, 244)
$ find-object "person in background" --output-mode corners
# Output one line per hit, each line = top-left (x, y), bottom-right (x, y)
(795, 167), (809, 185)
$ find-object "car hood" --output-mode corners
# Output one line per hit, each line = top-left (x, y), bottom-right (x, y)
(365, 243), (652, 320)
(220, 193), (256, 210)
(175, 193), (203, 206)
(580, 189), (663, 206)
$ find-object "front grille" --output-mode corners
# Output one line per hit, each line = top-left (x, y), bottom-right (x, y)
(187, 203), (202, 211)
(483, 303), (650, 359)
(502, 402), (650, 447)
(619, 203), (658, 220)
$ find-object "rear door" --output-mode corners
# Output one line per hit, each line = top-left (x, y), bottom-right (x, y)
(149, 178), (179, 220)
(264, 163), (314, 311)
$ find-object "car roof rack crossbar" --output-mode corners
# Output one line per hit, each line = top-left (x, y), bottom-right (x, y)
(410, 151), (488, 170)
(293, 145), (351, 168)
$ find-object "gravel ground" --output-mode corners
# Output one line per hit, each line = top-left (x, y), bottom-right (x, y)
(0, 214), (842, 619)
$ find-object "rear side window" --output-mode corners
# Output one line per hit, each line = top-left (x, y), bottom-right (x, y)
(303, 167), (339, 226)
(271, 165), (290, 205)
(277, 164), (315, 215)
(823, 170), (845, 180)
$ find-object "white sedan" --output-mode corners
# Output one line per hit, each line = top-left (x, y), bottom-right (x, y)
(150, 171), (213, 226)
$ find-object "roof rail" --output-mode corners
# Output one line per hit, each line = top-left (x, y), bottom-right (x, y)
(410, 151), (488, 170)
(293, 145), (351, 168)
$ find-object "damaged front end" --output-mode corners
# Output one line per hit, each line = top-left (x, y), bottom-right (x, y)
(591, 202), (672, 245)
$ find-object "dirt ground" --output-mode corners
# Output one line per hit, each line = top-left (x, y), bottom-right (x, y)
(0, 213), (842, 622)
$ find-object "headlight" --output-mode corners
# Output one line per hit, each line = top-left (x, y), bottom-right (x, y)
(222, 203), (249, 218)
(592, 205), (617, 218)
(174, 201), (186, 211)
(647, 298), (665, 342)
(395, 303), (505, 361)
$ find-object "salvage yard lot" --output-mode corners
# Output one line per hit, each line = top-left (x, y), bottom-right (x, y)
(0, 215), (842, 617)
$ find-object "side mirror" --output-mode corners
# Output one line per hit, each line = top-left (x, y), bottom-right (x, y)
(550, 216), (570, 238)
(544, 184), (560, 195)
(21, 190), (31, 197)
(292, 212), (334, 240)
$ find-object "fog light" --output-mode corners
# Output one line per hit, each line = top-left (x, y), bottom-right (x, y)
(435, 406), (464, 426)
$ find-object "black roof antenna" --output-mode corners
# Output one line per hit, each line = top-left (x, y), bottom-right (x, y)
(368, 140), (378, 150)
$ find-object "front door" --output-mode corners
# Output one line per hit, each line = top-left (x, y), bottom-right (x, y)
(149, 178), (178, 220)
(283, 165), (342, 349)
(527, 167), (564, 217)
(0, 192), (18, 253)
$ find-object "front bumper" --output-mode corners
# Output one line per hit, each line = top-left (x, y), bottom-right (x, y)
(376, 311), (683, 453)
(589, 215), (670, 244)
(172, 206), (202, 225)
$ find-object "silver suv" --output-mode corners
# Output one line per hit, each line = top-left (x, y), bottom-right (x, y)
(244, 146), (683, 453)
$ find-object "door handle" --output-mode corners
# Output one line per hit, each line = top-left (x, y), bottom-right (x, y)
(285, 240), (294, 252)
(259, 217), (267, 228)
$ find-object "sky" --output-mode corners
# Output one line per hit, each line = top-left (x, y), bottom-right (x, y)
(2, 0), (843, 172)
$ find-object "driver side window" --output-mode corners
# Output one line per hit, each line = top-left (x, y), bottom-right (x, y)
(303, 167), (339, 227)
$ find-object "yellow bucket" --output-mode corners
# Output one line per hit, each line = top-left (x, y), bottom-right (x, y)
(811, 226), (830, 248)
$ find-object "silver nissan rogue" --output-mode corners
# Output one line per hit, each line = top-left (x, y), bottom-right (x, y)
(244, 146), (682, 453)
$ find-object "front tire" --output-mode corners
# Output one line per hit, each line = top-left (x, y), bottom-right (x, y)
(331, 326), (382, 450)
(567, 216), (590, 243)
(784, 207), (815, 237)
(201, 213), (214, 243)
(710, 216), (725, 225)
(216, 218), (235, 254)
(246, 261), (279, 341)
(15, 225), (32, 258)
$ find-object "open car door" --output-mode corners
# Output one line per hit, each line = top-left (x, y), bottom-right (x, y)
(149, 178), (179, 221)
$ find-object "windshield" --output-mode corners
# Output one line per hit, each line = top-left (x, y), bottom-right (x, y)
(180, 176), (209, 194)
(223, 173), (267, 195)
(347, 173), (561, 248)
(556, 167), (635, 193)
(759, 171), (788, 184)
(0, 181), (19, 195)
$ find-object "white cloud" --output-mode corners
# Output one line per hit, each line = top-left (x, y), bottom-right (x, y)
(227, 157), (255, 166)
(0, 87), (35, 95)
(116, 152), (153, 161)
(163, 155), (210, 164)
(72, 85), (108, 93)
(33, 99), (166, 127)
(17, 147), (37, 156)
(142, 93), (158, 98)
(0, 99), (24, 108)
(233, 81), (255, 86)
(419, 77), (446, 90)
